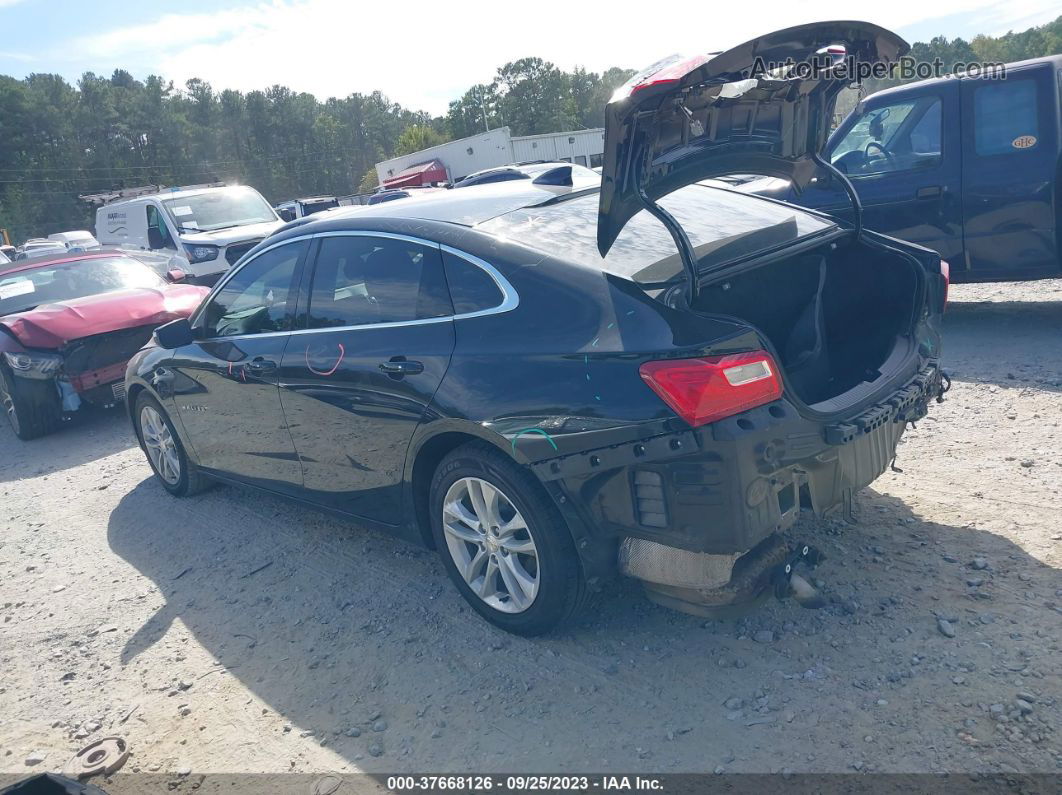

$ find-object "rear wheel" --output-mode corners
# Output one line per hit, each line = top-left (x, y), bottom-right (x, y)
(134, 392), (209, 496)
(430, 442), (586, 635)
(0, 366), (62, 440)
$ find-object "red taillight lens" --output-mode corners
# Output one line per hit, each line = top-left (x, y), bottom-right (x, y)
(639, 351), (783, 427)
(940, 260), (950, 310)
(624, 54), (711, 97)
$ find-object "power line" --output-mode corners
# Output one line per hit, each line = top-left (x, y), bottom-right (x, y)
(0, 146), (357, 175)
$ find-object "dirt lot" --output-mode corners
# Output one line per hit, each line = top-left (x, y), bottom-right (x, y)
(1, 279), (1060, 783)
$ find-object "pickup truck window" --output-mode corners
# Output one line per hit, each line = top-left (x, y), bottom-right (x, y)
(829, 96), (941, 177)
(974, 79), (1039, 156)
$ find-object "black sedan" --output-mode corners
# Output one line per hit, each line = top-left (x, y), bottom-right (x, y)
(126, 22), (947, 634)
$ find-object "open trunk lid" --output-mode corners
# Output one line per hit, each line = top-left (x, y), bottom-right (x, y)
(596, 21), (908, 259)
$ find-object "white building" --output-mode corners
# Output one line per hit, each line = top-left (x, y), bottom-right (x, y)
(510, 128), (605, 168)
(375, 126), (605, 188)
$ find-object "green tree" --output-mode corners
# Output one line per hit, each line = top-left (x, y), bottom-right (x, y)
(395, 124), (449, 156)
(358, 167), (380, 193)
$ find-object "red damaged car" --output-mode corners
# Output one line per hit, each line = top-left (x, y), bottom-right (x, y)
(0, 251), (208, 439)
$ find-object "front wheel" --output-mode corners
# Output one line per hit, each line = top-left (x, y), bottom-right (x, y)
(429, 442), (586, 635)
(133, 392), (209, 496)
(0, 366), (61, 440)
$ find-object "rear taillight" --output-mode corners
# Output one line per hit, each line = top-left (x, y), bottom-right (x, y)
(620, 54), (711, 98)
(940, 260), (950, 310)
(639, 351), (782, 428)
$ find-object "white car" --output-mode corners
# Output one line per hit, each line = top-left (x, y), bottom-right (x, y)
(48, 230), (101, 251)
(15, 239), (67, 261)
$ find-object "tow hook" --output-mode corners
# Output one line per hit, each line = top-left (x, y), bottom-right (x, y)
(771, 544), (826, 609)
(937, 371), (952, 403)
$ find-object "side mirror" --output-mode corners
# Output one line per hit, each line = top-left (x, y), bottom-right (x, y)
(154, 317), (194, 349)
(166, 268), (187, 283)
(147, 225), (165, 250)
(278, 208), (296, 222)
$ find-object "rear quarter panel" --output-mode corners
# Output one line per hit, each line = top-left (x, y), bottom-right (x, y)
(416, 228), (758, 464)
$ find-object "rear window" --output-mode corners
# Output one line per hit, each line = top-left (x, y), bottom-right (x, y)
(476, 185), (833, 284)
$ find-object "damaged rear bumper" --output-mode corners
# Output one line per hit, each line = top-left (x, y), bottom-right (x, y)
(535, 362), (944, 595)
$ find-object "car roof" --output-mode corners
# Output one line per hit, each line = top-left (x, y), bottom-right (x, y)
(0, 250), (131, 277)
(311, 180), (596, 228)
(104, 185), (254, 206)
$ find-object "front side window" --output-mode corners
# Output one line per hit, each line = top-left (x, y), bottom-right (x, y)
(305, 235), (451, 329)
(829, 96), (942, 176)
(198, 241), (306, 338)
(974, 79), (1039, 156)
(146, 205), (175, 248)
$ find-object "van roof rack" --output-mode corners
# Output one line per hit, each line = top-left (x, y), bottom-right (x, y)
(79, 182), (226, 206)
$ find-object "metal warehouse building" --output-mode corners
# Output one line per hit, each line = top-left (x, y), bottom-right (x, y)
(375, 126), (604, 188)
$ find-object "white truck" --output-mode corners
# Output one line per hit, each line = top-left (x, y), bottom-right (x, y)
(93, 184), (283, 283)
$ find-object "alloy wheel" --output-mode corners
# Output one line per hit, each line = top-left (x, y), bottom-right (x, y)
(441, 476), (540, 613)
(140, 405), (181, 485)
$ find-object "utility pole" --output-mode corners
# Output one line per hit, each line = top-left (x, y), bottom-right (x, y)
(475, 86), (490, 132)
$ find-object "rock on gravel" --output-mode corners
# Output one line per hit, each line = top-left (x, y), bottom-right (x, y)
(937, 618), (956, 638)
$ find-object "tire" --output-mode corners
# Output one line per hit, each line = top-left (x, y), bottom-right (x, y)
(0, 366), (62, 440)
(133, 392), (210, 497)
(429, 442), (586, 635)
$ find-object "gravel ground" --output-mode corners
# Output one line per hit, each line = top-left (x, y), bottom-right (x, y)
(1, 279), (1060, 783)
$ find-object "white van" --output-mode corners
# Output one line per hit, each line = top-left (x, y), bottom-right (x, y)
(95, 185), (283, 282)
(47, 230), (100, 251)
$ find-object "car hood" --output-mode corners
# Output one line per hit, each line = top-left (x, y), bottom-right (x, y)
(178, 220), (283, 245)
(597, 21), (908, 256)
(0, 284), (209, 348)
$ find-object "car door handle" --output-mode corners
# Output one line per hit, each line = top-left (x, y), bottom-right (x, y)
(378, 359), (423, 375)
(916, 185), (942, 199)
(246, 357), (278, 372)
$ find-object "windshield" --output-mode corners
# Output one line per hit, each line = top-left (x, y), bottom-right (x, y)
(0, 256), (165, 316)
(477, 184), (834, 283)
(163, 187), (277, 233)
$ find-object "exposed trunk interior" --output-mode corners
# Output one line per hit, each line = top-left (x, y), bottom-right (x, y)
(693, 237), (921, 407)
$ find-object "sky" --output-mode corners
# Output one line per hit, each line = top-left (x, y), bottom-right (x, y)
(1, 0), (1059, 115)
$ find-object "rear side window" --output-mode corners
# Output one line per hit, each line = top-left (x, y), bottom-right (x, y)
(974, 79), (1039, 155)
(305, 235), (451, 329)
(442, 251), (503, 314)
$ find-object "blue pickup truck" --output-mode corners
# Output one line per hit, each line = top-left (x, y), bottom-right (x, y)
(752, 55), (1062, 283)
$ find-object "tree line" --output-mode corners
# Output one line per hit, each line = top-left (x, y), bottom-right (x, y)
(0, 16), (1059, 242)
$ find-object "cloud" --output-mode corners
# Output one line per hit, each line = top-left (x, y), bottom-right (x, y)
(57, 0), (1062, 114)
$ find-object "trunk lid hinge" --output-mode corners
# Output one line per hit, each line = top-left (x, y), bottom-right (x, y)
(812, 152), (863, 238)
(630, 115), (701, 308)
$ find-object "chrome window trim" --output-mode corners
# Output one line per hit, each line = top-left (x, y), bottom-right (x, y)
(191, 230), (519, 343)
